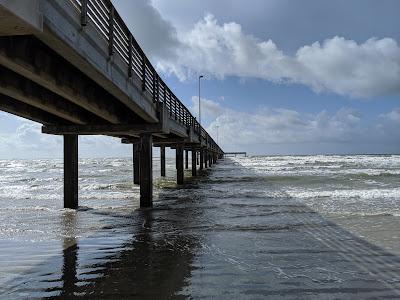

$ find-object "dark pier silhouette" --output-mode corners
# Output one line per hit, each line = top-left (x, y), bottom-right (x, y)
(0, 0), (223, 208)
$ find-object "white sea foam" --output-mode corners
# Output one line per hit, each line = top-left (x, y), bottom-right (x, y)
(228, 155), (400, 219)
(1, 155), (399, 239)
(285, 188), (400, 200)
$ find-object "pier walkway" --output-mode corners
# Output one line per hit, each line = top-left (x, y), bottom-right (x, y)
(0, 0), (223, 208)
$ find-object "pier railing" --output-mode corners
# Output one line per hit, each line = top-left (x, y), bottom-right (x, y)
(70, 0), (221, 153)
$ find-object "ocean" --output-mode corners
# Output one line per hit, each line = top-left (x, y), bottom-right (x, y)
(1, 155), (400, 298)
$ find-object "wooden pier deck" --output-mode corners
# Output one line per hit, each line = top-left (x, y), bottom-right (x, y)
(0, 0), (223, 208)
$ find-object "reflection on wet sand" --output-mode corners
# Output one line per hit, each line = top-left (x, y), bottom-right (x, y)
(60, 214), (78, 298)
(60, 241), (78, 297)
(72, 210), (199, 298)
(49, 196), (202, 298)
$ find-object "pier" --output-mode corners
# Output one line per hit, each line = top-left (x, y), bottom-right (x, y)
(224, 152), (247, 157)
(0, 0), (223, 208)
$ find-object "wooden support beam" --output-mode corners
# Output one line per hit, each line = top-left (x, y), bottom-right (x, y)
(0, 36), (133, 124)
(42, 124), (163, 135)
(121, 137), (140, 144)
(0, 93), (68, 125)
(139, 134), (152, 207)
(160, 146), (166, 177)
(64, 135), (78, 209)
(151, 138), (187, 145)
(176, 145), (184, 184)
(200, 149), (204, 170)
(192, 149), (197, 177)
(185, 150), (189, 169)
(133, 144), (140, 185)
(0, 66), (100, 125)
(123, 137), (191, 146)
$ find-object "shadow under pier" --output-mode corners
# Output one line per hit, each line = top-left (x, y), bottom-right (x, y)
(46, 193), (205, 299)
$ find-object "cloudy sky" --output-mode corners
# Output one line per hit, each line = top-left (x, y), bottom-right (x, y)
(1, 0), (399, 158)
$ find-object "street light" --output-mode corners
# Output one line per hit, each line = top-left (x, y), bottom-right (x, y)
(198, 75), (204, 125)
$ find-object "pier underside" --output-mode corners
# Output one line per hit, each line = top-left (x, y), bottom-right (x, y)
(0, 0), (223, 208)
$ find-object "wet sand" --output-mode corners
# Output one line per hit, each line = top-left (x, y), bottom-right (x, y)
(1, 159), (400, 299)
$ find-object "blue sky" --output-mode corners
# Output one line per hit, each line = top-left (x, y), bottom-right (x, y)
(0, 0), (399, 158)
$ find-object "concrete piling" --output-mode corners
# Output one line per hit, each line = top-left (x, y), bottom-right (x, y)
(200, 149), (204, 170)
(185, 150), (189, 169)
(64, 134), (78, 209)
(176, 145), (184, 184)
(160, 146), (166, 177)
(139, 134), (153, 207)
(133, 144), (140, 185)
(192, 148), (197, 176)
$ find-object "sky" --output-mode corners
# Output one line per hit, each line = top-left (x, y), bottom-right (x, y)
(0, 0), (399, 158)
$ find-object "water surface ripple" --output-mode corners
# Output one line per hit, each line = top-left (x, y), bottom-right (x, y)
(0, 155), (400, 299)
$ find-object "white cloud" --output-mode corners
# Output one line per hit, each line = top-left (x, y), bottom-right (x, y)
(156, 14), (400, 98)
(0, 122), (62, 157)
(114, 2), (400, 98)
(295, 37), (400, 98)
(0, 119), (131, 159)
(113, 0), (181, 62)
(208, 106), (364, 146)
(190, 96), (224, 120)
(381, 108), (400, 124)
(79, 135), (131, 158)
(192, 97), (400, 153)
(375, 108), (400, 142)
(0, 106), (399, 158)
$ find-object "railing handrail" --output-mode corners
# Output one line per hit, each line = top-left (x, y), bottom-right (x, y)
(71, 0), (222, 153)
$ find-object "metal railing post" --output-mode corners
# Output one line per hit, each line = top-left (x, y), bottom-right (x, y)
(141, 56), (146, 92)
(108, 6), (115, 56)
(80, 0), (88, 26)
(153, 74), (157, 103)
(128, 35), (133, 77)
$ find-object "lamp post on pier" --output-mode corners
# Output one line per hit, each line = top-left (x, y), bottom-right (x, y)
(198, 75), (204, 125)
(216, 125), (220, 145)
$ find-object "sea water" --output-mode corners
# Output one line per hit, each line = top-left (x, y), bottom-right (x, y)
(0, 155), (399, 298)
